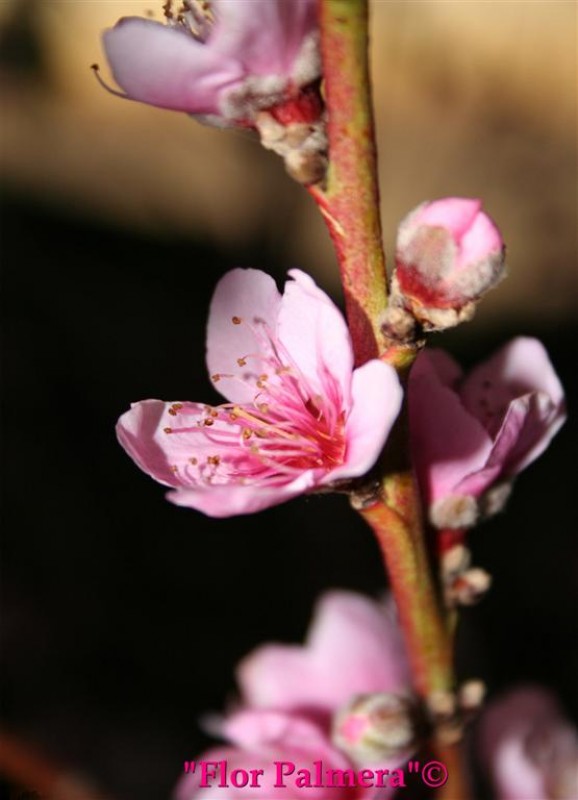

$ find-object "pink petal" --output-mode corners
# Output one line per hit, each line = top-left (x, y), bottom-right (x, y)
(223, 710), (349, 767)
(212, 0), (318, 76)
(412, 198), (481, 238)
(306, 592), (411, 698)
(116, 399), (182, 488)
(277, 270), (354, 405)
(117, 399), (255, 492)
(460, 337), (566, 474)
(503, 393), (566, 476)
(452, 397), (532, 496)
(238, 591), (410, 714)
(421, 348), (463, 387)
(479, 687), (578, 800)
(206, 269), (282, 404)
(103, 19), (244, 113)
(326, 360), (402, 482)
(457, 207), (503, 270)
(166, 471), (317, 517)
(237, 643), (318, 711)
(411, 197), (503, 271)
(409, 352), (496, 501)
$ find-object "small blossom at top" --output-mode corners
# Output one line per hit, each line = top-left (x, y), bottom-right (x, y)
(175, 591), (415, 799)
(409, 337), (566, 529)
(117, 269), (402, 518)
(99, 1), (326, 183)
(479, 687), (578, 800)
(102, 0), (320, 122)
(383, 198), (505, 338)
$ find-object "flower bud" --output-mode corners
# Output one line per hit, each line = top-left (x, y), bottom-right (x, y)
(332, 693), (418, 765)
(441, 544), (492, 608)
(383, 198), (505, 337)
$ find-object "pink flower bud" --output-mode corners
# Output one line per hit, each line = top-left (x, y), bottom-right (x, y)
(332, 692), (418, 765)
(384, 198), (505, 335)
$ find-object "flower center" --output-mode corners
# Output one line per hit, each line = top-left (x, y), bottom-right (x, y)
(163, 0), (214, 41)
(163, 316), (347, 487)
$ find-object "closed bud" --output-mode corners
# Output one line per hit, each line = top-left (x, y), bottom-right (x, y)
(332, 692), (419, 765)
(441, 544), (492, 608)
(383, 197), (505, 338)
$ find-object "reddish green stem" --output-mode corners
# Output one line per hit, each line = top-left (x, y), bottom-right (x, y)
(358, 475), (454, 699)
(316, 0), (462, 774)
(312, 0), (387, 366)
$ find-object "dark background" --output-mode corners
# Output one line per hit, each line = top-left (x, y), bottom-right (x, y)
(1, 191), (576, 800)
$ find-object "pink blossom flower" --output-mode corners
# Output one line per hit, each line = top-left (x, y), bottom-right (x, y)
(479, 687), (578, 800)
(384, 198), (505, 336)
(409, 337), (565, 528)
(175, 591), (415, 800)
(117, 269), (402, 517)
(101, 0), (321, 124)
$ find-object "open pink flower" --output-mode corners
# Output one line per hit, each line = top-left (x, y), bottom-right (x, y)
(479, 687), (578, 800)
(102, 0), (320, 124)
(117, 269), (402, 517)
(175, 591), (415, 800)
(409, 337), (565, 528)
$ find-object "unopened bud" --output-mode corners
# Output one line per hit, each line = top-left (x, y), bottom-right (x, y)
(383, 197), (505, 338)
(459, 679), (486, 713)
(426, 691), (463, 745)
(430, 494), (479, 530)
(441, 544), (492, 608)
(256, 97), (327, 186)
(452, 568), (492, 606)
(332, 693), (418, 765)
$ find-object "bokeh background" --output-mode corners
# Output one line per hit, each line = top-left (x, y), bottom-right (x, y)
(1, 1), (576, 798)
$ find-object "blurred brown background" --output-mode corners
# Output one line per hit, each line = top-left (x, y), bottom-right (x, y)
(1, 0), (576, 321)
(1, 3), (576, 800)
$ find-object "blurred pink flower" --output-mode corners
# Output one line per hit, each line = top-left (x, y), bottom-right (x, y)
(117, 269), (402, 517)
(409, 337), (565, 528)
(479, 687), (578, 800)
(176, 591), (415, 799)
(385, 198), (505, 335)
(101, 0), (320, 124)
